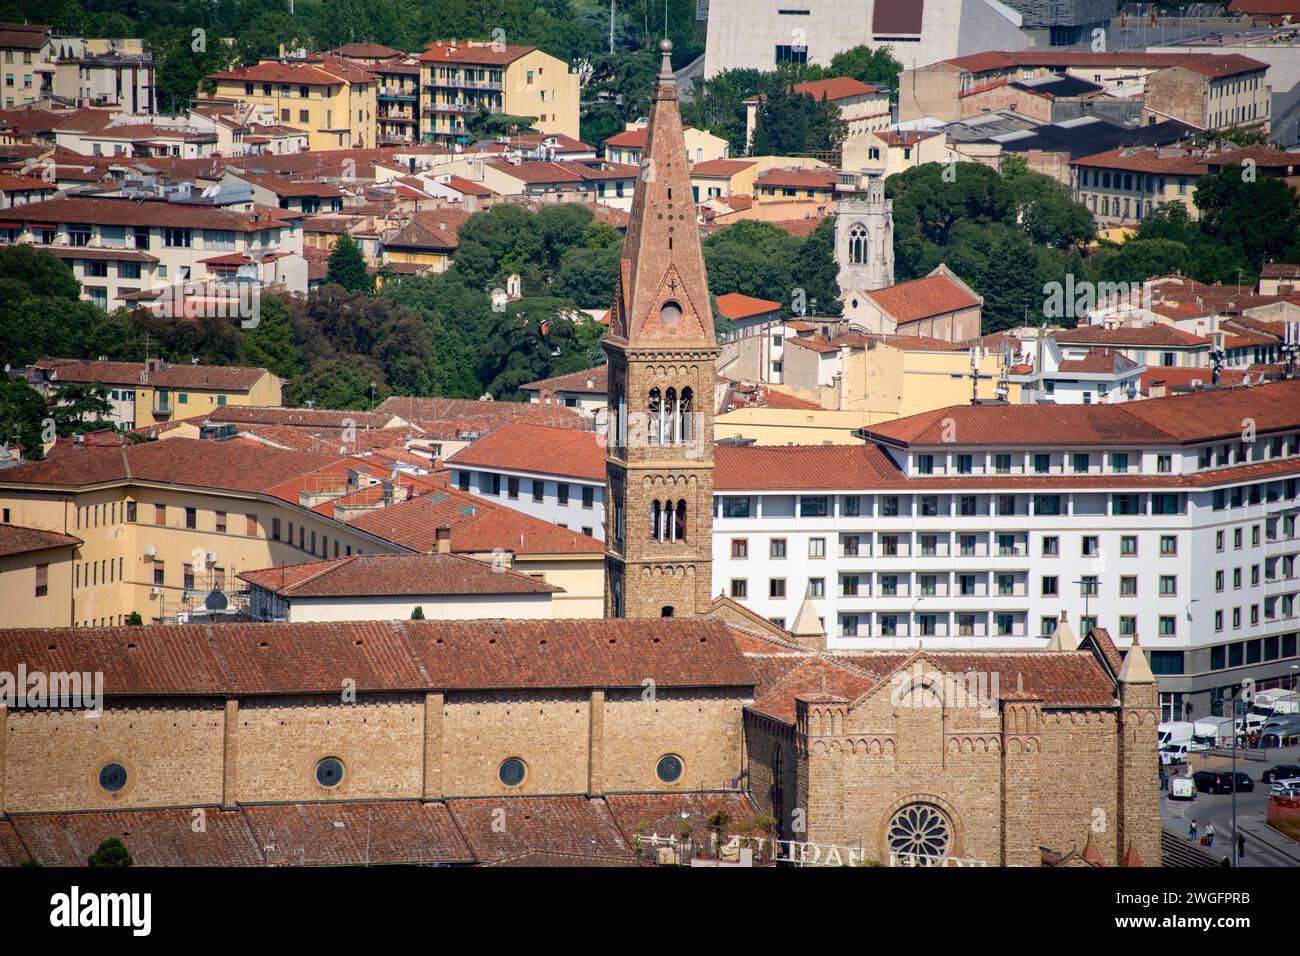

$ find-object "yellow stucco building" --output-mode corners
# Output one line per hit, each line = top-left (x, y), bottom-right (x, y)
(204, 56), (378, 150)
(416, 41), (578, 145)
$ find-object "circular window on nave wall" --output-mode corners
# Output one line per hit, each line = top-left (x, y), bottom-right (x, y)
(886, 803), (952, 861)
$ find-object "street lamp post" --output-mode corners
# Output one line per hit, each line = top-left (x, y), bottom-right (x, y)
(1231, 694), (1241, 866)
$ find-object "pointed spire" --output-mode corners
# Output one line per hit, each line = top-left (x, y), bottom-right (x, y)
(608, 37), (714, 348)
(1045, 610), (1078, 652)
(792, 586), (823, 640)
(1081, 831), (1105, 867)
(1118, 632), (1156, 684)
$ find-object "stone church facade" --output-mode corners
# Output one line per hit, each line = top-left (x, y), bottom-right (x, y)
(835, 171), (895, 326)
(741, 623), (1162, 866)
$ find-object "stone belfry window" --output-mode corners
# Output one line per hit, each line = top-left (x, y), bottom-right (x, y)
(849, 223), (868, 264)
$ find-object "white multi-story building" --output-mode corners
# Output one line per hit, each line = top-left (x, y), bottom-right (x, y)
(441, 381), (1300, 721)
(712, 382), (1300, 721)
(0, 194), (308, 307)
(446, 422), (606, 541)
(703, 0), (1027, 77)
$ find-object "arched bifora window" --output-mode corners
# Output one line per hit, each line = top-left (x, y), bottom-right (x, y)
(665, 387), (678, 444)
(675, 499), (687, 543)
(648, 388), (662, 445)
(848, 223), (868, 264)
(650, 500), (661, 541)
(679, 387), (693, 444)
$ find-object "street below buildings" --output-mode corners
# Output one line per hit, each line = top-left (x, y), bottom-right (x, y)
(1160, 744), (1300, 867)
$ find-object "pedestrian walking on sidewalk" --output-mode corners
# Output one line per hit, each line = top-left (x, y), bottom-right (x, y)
(1237, 831), (1246, 859)
(1188, 819), (1198, 841)
(1206, 823), (1215, 847)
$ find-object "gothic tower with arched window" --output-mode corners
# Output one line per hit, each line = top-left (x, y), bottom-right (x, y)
(603, 39), (717, 620)
(835, 172), (895, 325)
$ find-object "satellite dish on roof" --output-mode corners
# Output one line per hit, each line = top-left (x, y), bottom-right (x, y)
(203, 590), (229, 612)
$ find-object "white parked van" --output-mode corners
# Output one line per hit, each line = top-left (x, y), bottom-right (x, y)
(1160, 743), (1191, 766)
(1169, 776), (1196, 801)
(1158, 721), (1194, 748)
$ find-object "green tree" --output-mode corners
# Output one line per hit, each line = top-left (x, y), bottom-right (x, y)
(791, 217), (842, 316)
(0, 379), (50, 461)
(466, 108), (539, 142)
(703, 220), (802, 310)
(410, 605), (425, 620)
(87, 837), (132, 868)
(478, 297), (583, 399)
(52, 381), (113, 435)
(1193, 171), (1300, 278)
(452, 203), (545, 290)
(237, 295), (307, 380)
(751, 84), (846, 157)
(553, 245), (621, 308)
(326, 234), (375, 294)
(126, 611), (144, 625)
(1100, 238), (1192, 285)
(283, 357), (387, 410)
(821, 45), (902, 99)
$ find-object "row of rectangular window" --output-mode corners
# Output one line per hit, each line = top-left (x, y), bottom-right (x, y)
(729, 533), (1180, 559)
(460, 471), (594, 508)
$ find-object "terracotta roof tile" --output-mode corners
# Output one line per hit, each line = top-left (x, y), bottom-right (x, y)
(864, 272), (981, 322)
(448, 422), (605, 482)
(0, 523), (80, 557)
(37, 358), (271, 391)
(238, 551), (560, 597)
(1054, 324), (1209, 348)
(10, 809), (265, 867)
(448, 796), (630, 861)
(374, 396), (588, 433)
(416, 40), (536, 65)
(521, 365), (607, 395)
(243, 801), (473, 865)
(793, 77), (882, 100)
(716, 292), (781, 320)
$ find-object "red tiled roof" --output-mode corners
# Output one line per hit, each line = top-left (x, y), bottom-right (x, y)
(1260, 263), (1300, 279)
(690, 159), (755, 177)
(0, 437), (335, 493)
(864, 272), (980, 322)
(0, 174), (55, 193)
(37, 358), (270, 391)
(1056, 348), (1140, 374)
(443, 174), (495, 196)
(238, 551), (560, 597)
(383, 208), (470, 251)
(1054, 324), (1209, 347)
(715, 291), (781, 320)
(0, 523), (80, 558)
(521, 365), (607, 395)
(793, 77), (882, 100)
(748, 649), (1117, 725)
(344, 481), (603, 556)
(862, 378), (1300, 448)
(1071, 147), (1209, 176)
(7, 196), (296, 233)
(1140, 364), (1247, 392)
(416, 40), (536, 65)
(0, 618), (756, 695)
(374, 396), (588, 432)
(207, 404), (399, 429)
(448, 422), (605, 482)
(210, 60), (370, 86)
(329, 42), (409, 60)
(942, 50), (1266, 79)
(755, 167), (838, 190)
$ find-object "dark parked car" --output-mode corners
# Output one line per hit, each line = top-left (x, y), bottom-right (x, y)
(1192, 770), (1254, 794)
(1261, 764), (1300, 784)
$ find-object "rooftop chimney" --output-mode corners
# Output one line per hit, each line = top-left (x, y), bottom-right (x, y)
(435, 526), (451, 553)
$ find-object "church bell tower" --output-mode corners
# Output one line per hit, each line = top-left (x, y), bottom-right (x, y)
(603, 38), (718, 620)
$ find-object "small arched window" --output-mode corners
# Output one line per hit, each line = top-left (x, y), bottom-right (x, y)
(848, 223), (868, 264)
(647, 388), (662, 445)
(679, 388), (693, 444)
(676, 499), (687, 543)
(665, 387), (678, 444)
(650, 499), (661, 540)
